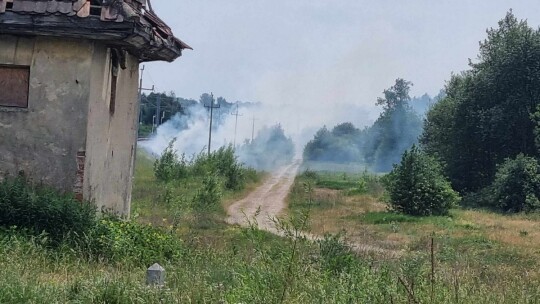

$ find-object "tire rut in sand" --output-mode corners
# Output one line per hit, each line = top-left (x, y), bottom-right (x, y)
(226, 161), (300, 233)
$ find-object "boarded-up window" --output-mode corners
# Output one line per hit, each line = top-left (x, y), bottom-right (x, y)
(0, 66), (30, 108)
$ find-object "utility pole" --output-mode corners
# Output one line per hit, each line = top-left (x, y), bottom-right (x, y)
(204, 93), (220, 155)
(155, 93), (162, 130)
(133, 65), (154, 181)
(230, 101), (243, 147)
(251, 116), (258, 143)
(137, 65), (154, 135)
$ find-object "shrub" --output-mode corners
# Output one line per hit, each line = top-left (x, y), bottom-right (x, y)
(82, 217), (184, 265)
(193, 145), (246, 190)
(317, 233), (356, 274)
(347, 170), (384, 196)
(384, 145), (459, 216)
(192, 173), (222, 212)
(300, 169), (319, 180)
(153, 139), (188, 182)
(157, 142), (252, 191)
(0, 176), (96, 244)
(490, 154), (540, 213)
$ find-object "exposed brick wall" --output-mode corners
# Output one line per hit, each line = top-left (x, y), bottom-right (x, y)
(74, 150), (86, 201)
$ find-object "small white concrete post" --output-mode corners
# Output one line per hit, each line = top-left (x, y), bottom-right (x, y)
(146, 263), (166, 287)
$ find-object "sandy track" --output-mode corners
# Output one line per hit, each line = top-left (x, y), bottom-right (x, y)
(226, 160), (301, 233)
(226, 160), (400, 258)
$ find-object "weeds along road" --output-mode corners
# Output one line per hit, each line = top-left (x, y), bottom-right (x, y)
(227, 160), (301, 233)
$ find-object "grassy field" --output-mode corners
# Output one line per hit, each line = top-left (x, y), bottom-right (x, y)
(288, 169), (540, 302)
(2, 154), (540, 303)
(132, 150), (263, 226)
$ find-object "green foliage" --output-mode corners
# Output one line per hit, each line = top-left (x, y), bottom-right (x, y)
(3, 212), (539, 303)
(532, 104), (540, 151)
(192, 173), (222, 212)
(193, 145), (246, 190)
(137, 124), (153, 138)
(139, 91), (187, 126)
(300, 168), (319, 180)
(358, 212), (421, 224)
(347, 170), (384, 196)
(153, 139), (188, 181)
(490, 154), (540, 213)
(82, 217), (184, 265)
(154, 140), (253, 191)
(303, 79), (423, 171)
(421, 11), (540, 193)
(237, 124), (295, 171)
(316, 179), (359, 190)
(303, 123), (361, 163)
(0, 176), (183, 267)
(317, 233), (356, 274)
(0, 176), (96, 244)
(384, 145), (460, 216)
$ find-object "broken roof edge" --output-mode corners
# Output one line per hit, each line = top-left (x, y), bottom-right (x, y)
(0, 0), (192, 62)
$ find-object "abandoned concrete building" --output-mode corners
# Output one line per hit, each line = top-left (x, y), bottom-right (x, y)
(0, 0), (191, 216)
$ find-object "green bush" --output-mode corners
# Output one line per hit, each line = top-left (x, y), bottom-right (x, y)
(384, 145), (459, 216)
(0, 176), (185, 267)
(0, 176), (96, 244)
(317, 233), (356, 274)
(490, 154), (540, 213)
(153, 139), (188, 182)
(155, 141), (253, 191)
(192, 173), (222, 212)
(193, 145), (246, 190)
(81, 217), (184, 265)
(300, 169), (319, 180)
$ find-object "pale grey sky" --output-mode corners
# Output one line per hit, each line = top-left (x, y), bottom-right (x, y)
(146, 1), (540, 109)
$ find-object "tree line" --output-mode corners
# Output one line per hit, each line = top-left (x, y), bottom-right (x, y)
(305, 11), (540, 214)
(420, 11), (540, 212)
(139, 92), (256, 127)
(303, 80), (432, 172)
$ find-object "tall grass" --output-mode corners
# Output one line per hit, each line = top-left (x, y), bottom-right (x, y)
(1, 156), (540, 303)
(2, 222), (540, 303)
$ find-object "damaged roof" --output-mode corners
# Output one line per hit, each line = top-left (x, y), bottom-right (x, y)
(0, 0), (192, 62)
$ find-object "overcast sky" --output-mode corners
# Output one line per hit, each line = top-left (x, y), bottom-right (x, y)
(145, 1), (540, 111)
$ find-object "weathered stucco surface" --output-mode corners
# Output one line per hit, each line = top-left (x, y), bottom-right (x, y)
(84, 45), (139, 215)
(0, 35), (92, 192)
(0, 35), (139, 216)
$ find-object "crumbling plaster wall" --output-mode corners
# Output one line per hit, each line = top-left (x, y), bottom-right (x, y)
(84, 45), (139, 216)
(0, 35), (92, 192)
(0, 35), (139, 217)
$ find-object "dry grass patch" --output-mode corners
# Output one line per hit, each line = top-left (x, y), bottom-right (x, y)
(460, 210), (540, 251)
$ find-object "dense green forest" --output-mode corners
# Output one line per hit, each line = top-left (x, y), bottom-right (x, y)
(420, 12), (540, 211)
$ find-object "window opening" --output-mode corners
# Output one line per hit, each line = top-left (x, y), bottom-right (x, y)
(0, 65), (30, 108)
(110, 49), (120, 115)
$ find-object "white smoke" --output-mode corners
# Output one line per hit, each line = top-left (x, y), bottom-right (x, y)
(139, 97), (379, 163)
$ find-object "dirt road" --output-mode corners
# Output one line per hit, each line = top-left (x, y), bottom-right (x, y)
(227, 161), (401, 257)
(227, 161), (301, 233)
